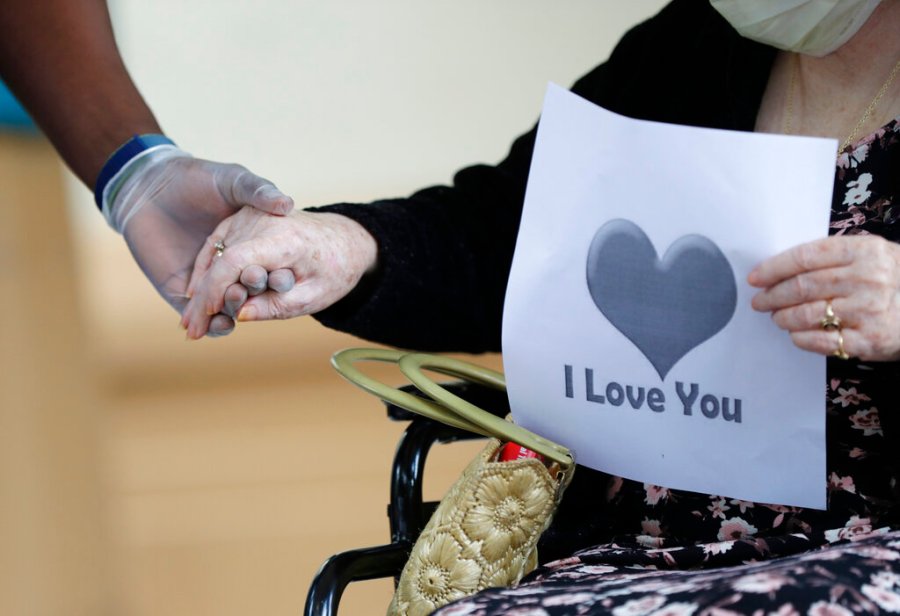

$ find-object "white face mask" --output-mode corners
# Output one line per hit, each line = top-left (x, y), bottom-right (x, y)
(709, 0), (882, 57)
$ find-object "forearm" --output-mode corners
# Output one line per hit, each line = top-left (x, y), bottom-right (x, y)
(0, 0), (161, 186)
(309, 149), (533, 353)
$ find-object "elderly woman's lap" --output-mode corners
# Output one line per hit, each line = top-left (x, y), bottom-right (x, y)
(435, 530), (900, 615)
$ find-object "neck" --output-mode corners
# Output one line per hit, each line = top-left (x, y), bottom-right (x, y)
(786, 2), (900, 144)
(803, 1), (900, 84)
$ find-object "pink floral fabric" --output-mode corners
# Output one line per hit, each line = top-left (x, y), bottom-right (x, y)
(438, 532), (900, 616)
(434, 118), (900, 615)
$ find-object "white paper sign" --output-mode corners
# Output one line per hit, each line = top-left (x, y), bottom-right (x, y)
(502, 84), (837, 509)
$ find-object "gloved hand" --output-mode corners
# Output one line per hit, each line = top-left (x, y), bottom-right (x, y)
(181, 206), (378, 340)
(103, 144), (295, 336)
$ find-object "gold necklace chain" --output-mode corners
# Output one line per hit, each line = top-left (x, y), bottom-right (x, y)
(784, 54), (900, 155)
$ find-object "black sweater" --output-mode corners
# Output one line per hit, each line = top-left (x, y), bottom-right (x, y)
(311, 0), (777, 352)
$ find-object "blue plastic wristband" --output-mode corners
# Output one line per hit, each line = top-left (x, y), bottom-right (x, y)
(93, 133), (175, 209)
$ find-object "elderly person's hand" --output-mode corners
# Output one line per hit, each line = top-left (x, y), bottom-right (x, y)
(181, 207), (378, 340)
(107, 145), (295, 337)
(748, 235), (900, 362)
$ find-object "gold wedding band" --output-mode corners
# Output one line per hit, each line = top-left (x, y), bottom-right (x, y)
(832, 331), (850, 361)
(213, 240), (226, 258)
(820, 301), (842, 331)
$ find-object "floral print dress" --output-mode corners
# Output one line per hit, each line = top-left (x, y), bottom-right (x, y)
(434, 118), (900, 615)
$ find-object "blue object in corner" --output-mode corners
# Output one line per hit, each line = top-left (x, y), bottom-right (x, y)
(0, 79), (37, 132)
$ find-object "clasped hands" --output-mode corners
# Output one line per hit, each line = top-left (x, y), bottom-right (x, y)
(181, 206), (377, 339)
(107, 145), (376, 339)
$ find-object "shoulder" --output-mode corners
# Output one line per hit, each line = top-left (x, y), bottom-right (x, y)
(571, 0), (775, 131)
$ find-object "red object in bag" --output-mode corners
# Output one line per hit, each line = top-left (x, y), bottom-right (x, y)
(499, 442), (546, 463)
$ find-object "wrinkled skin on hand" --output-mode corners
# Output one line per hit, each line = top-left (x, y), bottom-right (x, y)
(749, 234), (900, 362)
(182, 207), (378, 339)
(115, 153), (294, 337)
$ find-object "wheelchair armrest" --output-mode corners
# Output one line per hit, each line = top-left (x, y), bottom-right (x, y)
(304, 380), (510, 615)
(389, 417), (486, 545)
(303, 542), (411, 616)
(387, 381), (510, 546)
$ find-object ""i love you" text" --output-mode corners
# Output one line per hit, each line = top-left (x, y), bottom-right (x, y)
(563, 364), (742, 423)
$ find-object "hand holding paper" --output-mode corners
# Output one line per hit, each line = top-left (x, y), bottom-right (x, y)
(502, 84), (837, 508)
(749, 234), (900, 361)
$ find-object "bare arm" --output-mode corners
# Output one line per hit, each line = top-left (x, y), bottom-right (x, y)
(0, 0), (159, 185)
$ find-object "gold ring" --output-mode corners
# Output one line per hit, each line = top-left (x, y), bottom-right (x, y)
(213, 240), (226, 258)
(820, 301), (842, 331)
(832, 331), (850, 360)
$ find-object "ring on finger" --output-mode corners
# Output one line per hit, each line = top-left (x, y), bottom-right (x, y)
(832, 331), (850, 360)
(820, 300), (842, 331)
(213, 240), (226, 258)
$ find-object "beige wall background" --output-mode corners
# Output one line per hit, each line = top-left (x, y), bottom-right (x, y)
(5, 2), (668, 615)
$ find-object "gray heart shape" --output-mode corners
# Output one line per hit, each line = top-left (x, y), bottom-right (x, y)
(586, 219), (737, 380)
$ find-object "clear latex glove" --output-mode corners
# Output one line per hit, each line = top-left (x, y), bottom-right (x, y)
(181, 207), (378, 340)
(104, 146), (295, 336)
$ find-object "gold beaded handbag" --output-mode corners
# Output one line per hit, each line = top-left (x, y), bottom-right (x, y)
(332, 349), (576, 616)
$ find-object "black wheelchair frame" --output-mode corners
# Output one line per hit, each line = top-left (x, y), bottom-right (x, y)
(303, 382), (510, 616)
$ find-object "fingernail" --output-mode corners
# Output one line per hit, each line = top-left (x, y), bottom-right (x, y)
(237, 306), (255, 322)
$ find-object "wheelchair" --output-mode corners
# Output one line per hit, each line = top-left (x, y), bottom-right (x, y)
(302, 381), (509, 616)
